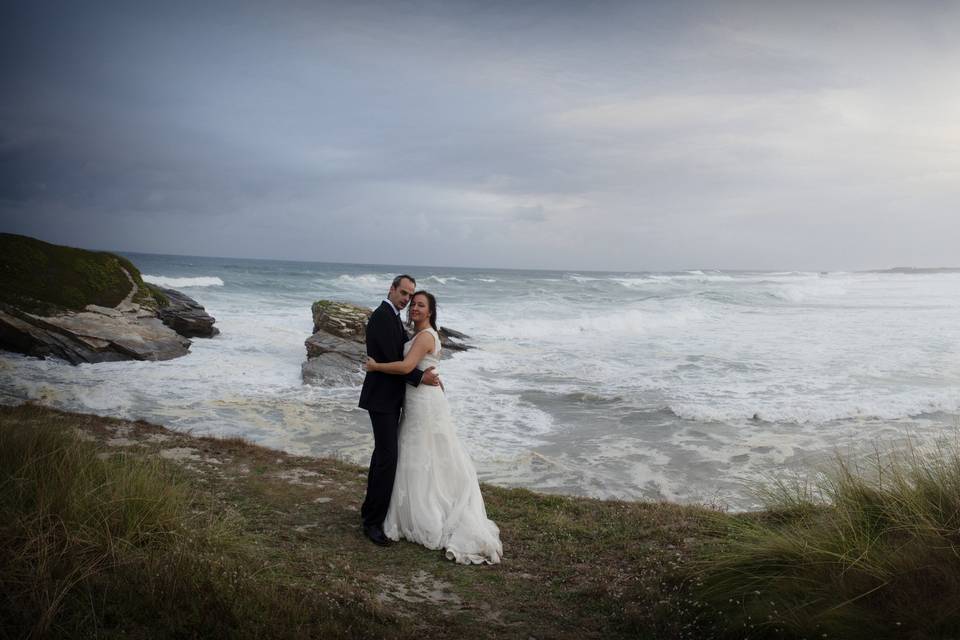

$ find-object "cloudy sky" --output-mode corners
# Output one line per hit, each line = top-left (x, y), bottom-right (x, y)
(2, 1), (959, 271)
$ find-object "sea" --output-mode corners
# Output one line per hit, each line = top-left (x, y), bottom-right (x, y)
(3, 253), (960, 509)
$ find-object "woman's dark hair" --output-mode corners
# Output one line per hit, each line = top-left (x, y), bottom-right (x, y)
(409, 290), (438, 332)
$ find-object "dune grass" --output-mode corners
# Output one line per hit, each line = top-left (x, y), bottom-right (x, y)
(0, 407), (404, 639)
(0, 404), (718, 639)
(10, 402), (960, 639)
(692, 438), (960, 638)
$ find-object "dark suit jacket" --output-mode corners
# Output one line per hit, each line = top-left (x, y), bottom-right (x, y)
(358, 301), (424, 412)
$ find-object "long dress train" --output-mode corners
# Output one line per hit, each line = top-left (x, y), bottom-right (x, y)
(383, 328), (502, 565)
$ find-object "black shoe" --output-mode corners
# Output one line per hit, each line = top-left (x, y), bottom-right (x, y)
(363, 525), (391, 547)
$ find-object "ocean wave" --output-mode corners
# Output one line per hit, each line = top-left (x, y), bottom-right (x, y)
(650, 273), (736, 283)
(333, 274), (391, 288)
(523, 389), (625, 406)
(765, 281), (848, 303)
(668, 393), (960, 425)
(427, 275), (461, 285)
(476, 306), (709, 340)
(610, 277), (654, 288)
(142, 275), (224, 288)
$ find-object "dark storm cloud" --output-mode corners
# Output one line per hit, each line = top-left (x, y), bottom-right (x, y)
(2, 1), (959, 269)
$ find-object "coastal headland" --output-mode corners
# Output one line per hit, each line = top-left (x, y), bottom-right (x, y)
(0, 233), (217, 363)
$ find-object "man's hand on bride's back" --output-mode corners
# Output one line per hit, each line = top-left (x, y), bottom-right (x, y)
(422, 367), (441, 386)
(365, 357), (378, 372)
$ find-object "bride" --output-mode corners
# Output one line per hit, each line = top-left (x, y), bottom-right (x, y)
(365, 291), (502, 565)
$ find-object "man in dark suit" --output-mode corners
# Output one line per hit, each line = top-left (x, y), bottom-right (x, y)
(358, 274), (440, 546)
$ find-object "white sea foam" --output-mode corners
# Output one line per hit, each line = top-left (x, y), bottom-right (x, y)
(426, 275), (461, 285)
(767, 280), (848, 303)
(648, 273), (736, 283)
(610, 277), (653, 288)
(333, 273), (391, 288)
(143, 275), (224, 288)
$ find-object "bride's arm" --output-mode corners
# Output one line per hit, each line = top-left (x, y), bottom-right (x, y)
(366, 332), (434, 374)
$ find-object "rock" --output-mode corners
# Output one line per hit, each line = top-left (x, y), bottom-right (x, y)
(311, 300), (370, 339)
(304, 331), (367, 360)
(154, 286), (220, 338)
(302, 299), (474, 386)
(437, 326), (471, 353)
(301, 354), (364, 386)
(0, 303), (191, 364)
(301, 332), (366, 386)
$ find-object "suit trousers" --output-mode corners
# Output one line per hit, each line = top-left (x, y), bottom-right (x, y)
(361, 409), (402, 528)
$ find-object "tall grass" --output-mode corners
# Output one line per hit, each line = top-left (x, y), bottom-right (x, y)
(0, 407), (402, 639)
(693, 438), (960, 638)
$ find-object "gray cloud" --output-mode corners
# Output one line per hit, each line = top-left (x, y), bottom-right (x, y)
(2, 0), (958, 270)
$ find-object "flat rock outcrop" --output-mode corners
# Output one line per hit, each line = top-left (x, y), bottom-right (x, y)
(0, 301), (192, 364)
(302, 300), (473, 386)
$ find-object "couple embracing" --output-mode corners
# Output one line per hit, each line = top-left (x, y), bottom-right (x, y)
(358, 274), (502, 565)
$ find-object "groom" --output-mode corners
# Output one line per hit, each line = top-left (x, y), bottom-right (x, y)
(358, 274), (440, 546)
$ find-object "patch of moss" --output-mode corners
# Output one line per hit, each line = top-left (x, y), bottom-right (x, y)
(144, 283), (170, 308)
(311, 299), (346, 315)
(0, 234), (153, 316)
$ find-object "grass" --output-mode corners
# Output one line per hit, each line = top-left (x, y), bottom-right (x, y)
(144, 283), (170, 307)
(9, 403), (958, 639)
(0, 405), (408, 639)
(0, 404), (714, 639)
(0, 233), (162, 316)
(692, 439), (960, 638)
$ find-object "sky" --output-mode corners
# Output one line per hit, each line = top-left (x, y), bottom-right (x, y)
(2, 0), (959, 271)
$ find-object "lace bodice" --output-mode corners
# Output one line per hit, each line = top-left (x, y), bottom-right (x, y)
(404, 328), (441, 371)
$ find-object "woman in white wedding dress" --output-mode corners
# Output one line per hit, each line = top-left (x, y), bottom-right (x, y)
(365, 291), (502, 565)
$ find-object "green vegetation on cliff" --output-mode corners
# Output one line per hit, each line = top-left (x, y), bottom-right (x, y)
(0, 233), (163, 315)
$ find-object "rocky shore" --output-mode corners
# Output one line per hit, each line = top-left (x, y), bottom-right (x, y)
(0, 234), (218, 364)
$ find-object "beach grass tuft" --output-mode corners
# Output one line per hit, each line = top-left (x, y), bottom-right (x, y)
(18, 403), (960, 638)
(692, 437), (960, 638)
(0, 405), (402, 639)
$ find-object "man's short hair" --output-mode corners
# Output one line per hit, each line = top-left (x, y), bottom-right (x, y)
(392, 274), (416, 289)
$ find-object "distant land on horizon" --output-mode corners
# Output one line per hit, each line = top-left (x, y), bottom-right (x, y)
(119, 248), (960, 277)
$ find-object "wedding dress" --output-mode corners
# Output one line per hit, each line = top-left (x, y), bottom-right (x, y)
(383, 328), (503, 565)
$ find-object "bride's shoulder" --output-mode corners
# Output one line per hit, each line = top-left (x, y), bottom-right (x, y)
(413, 328), (437, 347)
(415, 328), (442, 351)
